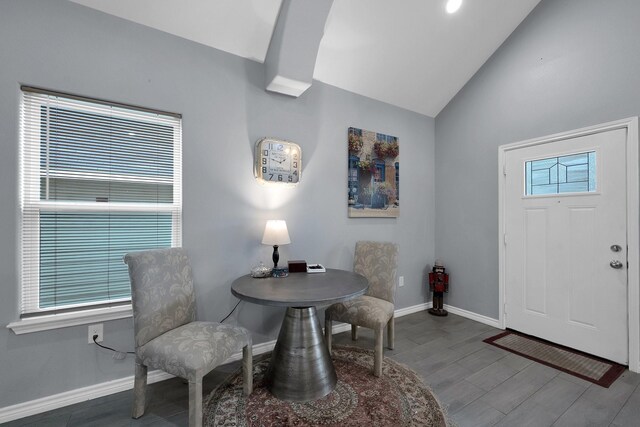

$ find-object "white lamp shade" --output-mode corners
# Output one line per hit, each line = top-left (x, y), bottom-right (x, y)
(262, 220), (291, 246)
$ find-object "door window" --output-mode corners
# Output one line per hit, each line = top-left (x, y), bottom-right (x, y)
(525, 151), (596, 195)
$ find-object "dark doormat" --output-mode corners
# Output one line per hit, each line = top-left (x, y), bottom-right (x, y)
(484, 330), (626, 388)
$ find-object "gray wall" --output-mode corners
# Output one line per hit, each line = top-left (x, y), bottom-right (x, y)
(0, 0), (434, 408)
(435, 0), (640, 318)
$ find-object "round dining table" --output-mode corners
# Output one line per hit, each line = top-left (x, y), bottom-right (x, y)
(231, 268), (368, 401)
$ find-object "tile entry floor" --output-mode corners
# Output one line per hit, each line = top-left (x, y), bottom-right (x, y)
(5, 311), (640, 426)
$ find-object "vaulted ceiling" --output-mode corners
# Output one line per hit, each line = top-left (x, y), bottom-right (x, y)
(70, 0), (541, 117)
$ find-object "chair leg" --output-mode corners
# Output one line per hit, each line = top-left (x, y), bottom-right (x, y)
(351, 324), (358, 341)
(325, 315), (332, 353)
(242, 344), (253, 395)
(132, 362), (147, 419)
(387, 315), (395, 350)
(188, 378), (203, 427)
(374, 327), (383, 377)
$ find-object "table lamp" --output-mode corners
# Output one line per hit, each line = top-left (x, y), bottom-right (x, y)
(262, 220), (291, 275)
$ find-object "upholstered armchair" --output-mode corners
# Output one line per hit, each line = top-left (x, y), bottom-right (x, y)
(124, 248), (253, 427)
(325, 241), (399, 377)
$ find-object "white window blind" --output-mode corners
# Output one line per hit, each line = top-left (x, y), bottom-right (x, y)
(19, 87), (182, 316)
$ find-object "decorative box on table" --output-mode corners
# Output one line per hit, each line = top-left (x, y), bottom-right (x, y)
(288, 260), (307, 273)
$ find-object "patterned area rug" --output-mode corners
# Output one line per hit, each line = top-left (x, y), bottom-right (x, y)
(204, 346), (448, 426)
(484, 330), (626, 387)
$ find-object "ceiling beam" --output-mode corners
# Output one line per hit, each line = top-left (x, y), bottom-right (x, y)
(264, 0), (334, 97)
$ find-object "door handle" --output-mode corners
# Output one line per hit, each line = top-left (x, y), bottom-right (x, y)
(610, 260), (624, 269)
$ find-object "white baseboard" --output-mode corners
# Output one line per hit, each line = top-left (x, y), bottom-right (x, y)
(329, 302), (431, 334)
(223, 337), (278, 362)
(396, 302), (431, 318)
(0, 301), (497, 423)
(0, 369), (173, 424)
(443, 304), (501, 328)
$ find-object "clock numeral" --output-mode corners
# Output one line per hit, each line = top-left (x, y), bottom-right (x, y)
(256, 139), (301, 184)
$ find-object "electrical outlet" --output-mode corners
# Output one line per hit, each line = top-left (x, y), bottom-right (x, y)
(399, 276), (404, 287)
(88, 323), (103, 344)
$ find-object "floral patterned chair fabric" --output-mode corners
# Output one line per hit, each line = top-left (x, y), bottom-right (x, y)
(325, 241), (399, 377)
(125, 248), (253, 427)
(136, 321), (251, 381)
(326, 295), (394, 330)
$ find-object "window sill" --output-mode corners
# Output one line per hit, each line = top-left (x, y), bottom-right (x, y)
(6, 305), (132, 335)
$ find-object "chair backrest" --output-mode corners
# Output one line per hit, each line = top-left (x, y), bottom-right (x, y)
(124, 248), (196, 348)
(354, 241), (399, 304)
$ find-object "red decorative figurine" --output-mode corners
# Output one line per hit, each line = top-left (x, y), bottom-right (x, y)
(428, 260), (449, 316)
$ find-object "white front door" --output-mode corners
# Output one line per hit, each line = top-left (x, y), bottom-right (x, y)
(504, 128), (628, 364)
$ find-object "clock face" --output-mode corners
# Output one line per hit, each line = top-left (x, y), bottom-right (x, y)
(254, 138), (301, 185)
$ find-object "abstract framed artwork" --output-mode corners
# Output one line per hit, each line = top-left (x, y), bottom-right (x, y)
(348, 127), (399, 218)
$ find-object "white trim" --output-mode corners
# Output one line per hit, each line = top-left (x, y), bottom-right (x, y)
(498, 117), (640, 373)
(0, 301), (507, 423)
(7, 305), (132, 334)
(19, 90), (183, 316)
(422, 301), (501, 329)
(328, 302), (432, 334)
(266, 75), (311, 97)
(626, 118), (640, 373)
(443, 304), (501, 328)
(330, 321), (352, 335)
(395, 302), (431, 317)
(40, 169), (173, 184)
(0, 302), (433, 422)
(0, 338), (272, 423)
(223, 337), (279, 362)
(30, 201), (180, 213)
(0, 369), (172, 424)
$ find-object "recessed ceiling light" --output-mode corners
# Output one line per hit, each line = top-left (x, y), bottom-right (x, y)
(446, 0), (462, 14)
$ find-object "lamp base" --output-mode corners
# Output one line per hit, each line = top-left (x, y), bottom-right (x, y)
(271, 267), (289, 278)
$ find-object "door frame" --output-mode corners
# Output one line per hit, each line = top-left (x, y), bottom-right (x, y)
(498, 117), (639, 372)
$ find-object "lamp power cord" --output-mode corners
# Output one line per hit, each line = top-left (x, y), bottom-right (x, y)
(93, 335), (134, 360)
(220, 299), (242, 323)
(92, 300), (242, 358)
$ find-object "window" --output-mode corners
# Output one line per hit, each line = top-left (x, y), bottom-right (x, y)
(525, 151), (596, 195)
(19, 88), (182, 316)
(376, 133), (397, 144)
(395, 162), (399, 200)
(348, 155), (359, 197)
(374, 160), (385, 182)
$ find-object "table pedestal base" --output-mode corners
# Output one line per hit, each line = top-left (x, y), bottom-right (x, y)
(266, 306), (337, 401)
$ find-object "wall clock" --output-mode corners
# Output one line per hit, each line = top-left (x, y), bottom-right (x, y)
(254, 137), (302, 185)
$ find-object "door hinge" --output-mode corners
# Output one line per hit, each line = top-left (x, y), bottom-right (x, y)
(503, 164), (507, 176)
(503, 233), (507, 245)
(503, 302), (507, 315)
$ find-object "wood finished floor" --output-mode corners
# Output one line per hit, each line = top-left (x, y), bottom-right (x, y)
(5, 311), (640, 426)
